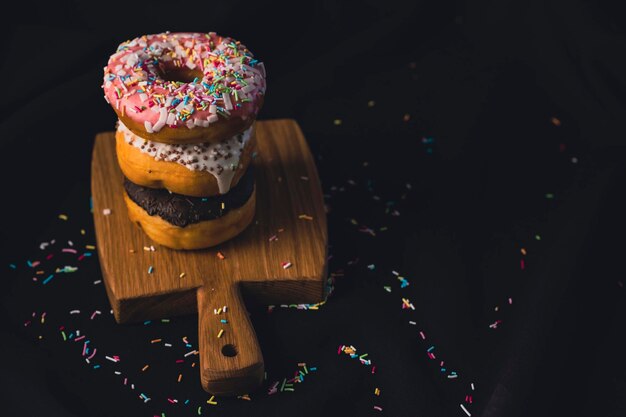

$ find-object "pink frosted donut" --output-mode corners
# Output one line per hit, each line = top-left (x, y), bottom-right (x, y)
(102, 32), (266, 144)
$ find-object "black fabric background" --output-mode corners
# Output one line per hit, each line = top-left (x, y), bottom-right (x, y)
(1, 1), (626, 416)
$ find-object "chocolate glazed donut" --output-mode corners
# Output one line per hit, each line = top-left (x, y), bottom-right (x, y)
(123, 166), (256, 250)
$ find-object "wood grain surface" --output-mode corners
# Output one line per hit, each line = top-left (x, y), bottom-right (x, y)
(91, 119), (327, 395)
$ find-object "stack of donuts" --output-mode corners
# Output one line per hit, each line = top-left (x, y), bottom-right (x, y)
(102, 32), (266, 249)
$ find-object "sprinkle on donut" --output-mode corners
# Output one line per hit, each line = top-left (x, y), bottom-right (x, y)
(102, 32), (266, 138)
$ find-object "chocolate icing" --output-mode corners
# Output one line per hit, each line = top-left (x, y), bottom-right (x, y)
(124, 165), (254, 227)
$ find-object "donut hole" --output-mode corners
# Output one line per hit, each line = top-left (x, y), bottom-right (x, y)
(159, 67), (203, 83)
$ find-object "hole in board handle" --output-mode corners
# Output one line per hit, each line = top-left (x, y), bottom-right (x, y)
(221, 344), (238, 357)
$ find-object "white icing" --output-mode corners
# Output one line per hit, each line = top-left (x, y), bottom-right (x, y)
(118, 122), (252, 194)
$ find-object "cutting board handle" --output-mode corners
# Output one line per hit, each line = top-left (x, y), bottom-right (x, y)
(197, 283), (264, 395)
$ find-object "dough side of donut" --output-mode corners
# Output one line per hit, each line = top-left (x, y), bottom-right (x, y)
(123, 187), (256, 250)
(115, 103), (260, 145)
(115, 128), (257, 197)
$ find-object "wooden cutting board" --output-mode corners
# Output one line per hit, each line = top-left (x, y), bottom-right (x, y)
(91, 119), (327, 396)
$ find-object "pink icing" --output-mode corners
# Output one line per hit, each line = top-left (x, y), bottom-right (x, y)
(102, 32), (266, 132)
